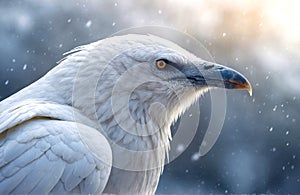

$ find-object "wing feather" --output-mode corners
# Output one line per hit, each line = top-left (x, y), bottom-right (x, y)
(0, 158), (33, 194)
(12, 156), (65, 194)
(80, 168), (102, 193)
(29, 156), (66, 194)
(0, 118), (112, 194)
(0, 145), (44, 179)
(0, 139), (36, 168)
(61, 157), (96, 191)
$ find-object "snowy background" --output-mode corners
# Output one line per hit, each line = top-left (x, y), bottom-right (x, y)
(1, 0), (300, 194)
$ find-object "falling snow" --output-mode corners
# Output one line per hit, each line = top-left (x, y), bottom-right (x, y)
(191, 152), (200, 161)
(85, 20), (92, 28)
(286, 130), (289, 135)
(271, 147), (276, 152)
(282, 166), (286, 171)
(176, 144), (185, 153)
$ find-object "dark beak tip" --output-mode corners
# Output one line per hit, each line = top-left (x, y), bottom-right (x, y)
(221, 68), (252, 96)
(245, 79), (253, 96)
(230, 79), (253, 96)
(235, 77), (252, 96)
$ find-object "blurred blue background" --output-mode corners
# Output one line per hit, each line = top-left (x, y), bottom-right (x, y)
(0, 0), (299, 194)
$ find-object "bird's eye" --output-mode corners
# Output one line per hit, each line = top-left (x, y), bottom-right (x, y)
(156, 59), (168, 70)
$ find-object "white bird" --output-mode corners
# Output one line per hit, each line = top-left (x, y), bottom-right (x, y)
(0, 34), (252, 194)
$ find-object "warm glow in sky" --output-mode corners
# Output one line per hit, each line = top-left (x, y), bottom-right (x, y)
(170, 0), (300, 43)
(263, 0), (300, 43)
(168, 0), (299, 92)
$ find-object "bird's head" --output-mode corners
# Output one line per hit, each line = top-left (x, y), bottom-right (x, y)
(63, 34), (251, 147)
(87, 35), (251, 132)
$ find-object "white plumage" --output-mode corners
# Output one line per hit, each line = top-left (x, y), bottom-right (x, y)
(0, 34), (251, 194)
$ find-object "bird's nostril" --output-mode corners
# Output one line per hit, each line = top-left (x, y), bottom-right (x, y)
(204, 64), (215, 70)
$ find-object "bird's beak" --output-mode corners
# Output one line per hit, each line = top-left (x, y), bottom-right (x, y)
(184, 62), (252, 96)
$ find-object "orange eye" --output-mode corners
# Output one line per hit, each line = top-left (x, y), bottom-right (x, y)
(156, 60), (167, 70)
